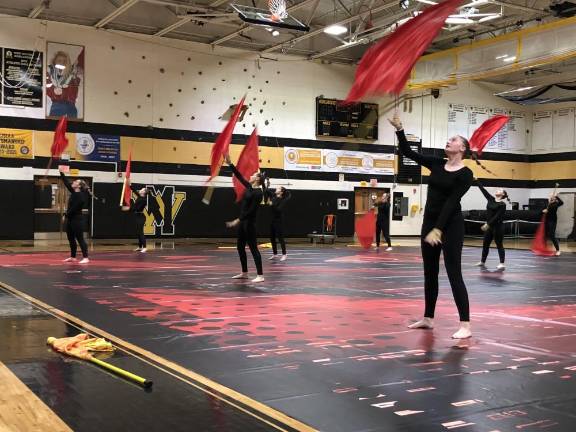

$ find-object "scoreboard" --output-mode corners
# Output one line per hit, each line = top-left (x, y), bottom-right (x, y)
(316, 97), (378, 141)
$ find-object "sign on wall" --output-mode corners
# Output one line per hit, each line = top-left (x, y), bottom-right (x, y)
(0, 128), (34, 159)
(284, 147), (394, 175)
(46, 42), (85, 121)
(447, 104), (527, 151)
(75, 134), (120, 163)
(1, 48), (43, 107)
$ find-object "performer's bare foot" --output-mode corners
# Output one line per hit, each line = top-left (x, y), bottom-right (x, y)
(386, 247), (393, 251)
(63, 257), (77, 263)
(280, 255), (287, 261)
(497, 263), (506, 271)
(252, 275), (265, 283)
(232, 273), (249, 279)
(452, 322), (472, 339)
(79, 258), (90, 264)
(475, 261), (486, 267)
(408, 317), (434, 329)
(555, 251), (561, 256)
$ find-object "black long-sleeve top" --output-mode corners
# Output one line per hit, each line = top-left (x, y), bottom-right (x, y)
(230, 163), (262, 223)
(547, 196), (564, 221)
(477, 182), (506, 227)
(396, 130), (473, 230)
(375, 202), (390, 223)
(60, 172), (86, 219)
(266, 188), (291, 221)
(130, 185), (147, 213)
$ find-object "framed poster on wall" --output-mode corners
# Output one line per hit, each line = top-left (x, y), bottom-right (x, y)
(46, 42), (85, 120)
(1, 47), (43, 107)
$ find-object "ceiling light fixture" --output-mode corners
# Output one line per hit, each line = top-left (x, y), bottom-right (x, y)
(324, 24), (347, 35)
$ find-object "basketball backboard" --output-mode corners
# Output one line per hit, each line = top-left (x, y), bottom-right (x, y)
(230, 4), (309, 32)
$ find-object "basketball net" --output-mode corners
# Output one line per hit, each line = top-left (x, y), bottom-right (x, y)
(268, 0), (288, 21)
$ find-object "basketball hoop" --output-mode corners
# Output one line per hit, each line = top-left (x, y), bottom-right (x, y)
(268, 0), (288, 21)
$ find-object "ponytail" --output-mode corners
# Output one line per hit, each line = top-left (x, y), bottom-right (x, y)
(458, 135), (496, 177)
(81, 182), (105, 203)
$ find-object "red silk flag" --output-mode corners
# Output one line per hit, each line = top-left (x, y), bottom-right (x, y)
(209, 97), (246, 180)
(468, 115), (509, 156)
(531, 214), (555, 256)
(233, 128), (260, 202)
(120, 148), (132, 206)
(50, 116), (69, 159)
(355, 209), (376, 249)
(344, 0), (462, 102)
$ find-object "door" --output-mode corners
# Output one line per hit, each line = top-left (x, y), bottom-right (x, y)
(557, 192), (575, 239)
(354, 187), (390, 240)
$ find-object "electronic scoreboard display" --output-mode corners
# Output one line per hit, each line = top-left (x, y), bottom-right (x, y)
(316, 97), (378, 141)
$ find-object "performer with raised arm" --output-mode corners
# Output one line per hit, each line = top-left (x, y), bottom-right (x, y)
(373, 192), (392, 251)
(122, 186), (149, 253)
(475, 181), (509, 270)
(543, 193), (564, 256)
(266, 179), (291, 261)
(224, 154), (265, 283)
(60, 170), (90, 264)
(389, 114), (474, 339)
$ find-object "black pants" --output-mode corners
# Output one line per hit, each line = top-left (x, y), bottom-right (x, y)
(237, 221), (263, 275)
(66, 217), (88, 258)
(545, 218), (560, 251)
(135, 213), (146, 249)
(270, 220), (286, 255)
(481, 223), (505, 263)
(421, 213), (470, 322)
(376, 220), (391, 248)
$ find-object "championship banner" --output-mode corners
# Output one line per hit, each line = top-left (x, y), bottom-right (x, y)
(0, 128), (34, 159)
(284, 147), (394, 175)
(75, 133), (120, 163)
(284, 148), (323, 171)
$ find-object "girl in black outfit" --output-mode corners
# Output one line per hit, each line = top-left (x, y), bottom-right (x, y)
(390, 114), (474, 339)
(266, 181), (291, 261)
(224, 154), (265, 283)
(373, 192), (392, 251)
(475, 182), (509, 270)
(122, 186), (148, 253)
(544, 193), (564, 256)
(60, 170), (90, 264)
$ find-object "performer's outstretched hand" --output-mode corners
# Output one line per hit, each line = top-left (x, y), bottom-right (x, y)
(543, 208), (548, 214)
(424, 228), (442, 246)
(388, 114), (403, 131)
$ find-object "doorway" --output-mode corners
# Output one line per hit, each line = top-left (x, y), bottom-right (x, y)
(354, 187), (391, 231)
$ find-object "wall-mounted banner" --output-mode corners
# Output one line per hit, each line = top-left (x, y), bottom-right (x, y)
(0, 128), (34, 159)
(1, 48), (43, 107)
(284, 147), (394, 175)
(75, 134), (120, 163)
(46, 42), (85, 120)
(140, 186), (187, 236)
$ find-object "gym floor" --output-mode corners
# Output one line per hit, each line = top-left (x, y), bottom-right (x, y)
(1, 240), (575, 431)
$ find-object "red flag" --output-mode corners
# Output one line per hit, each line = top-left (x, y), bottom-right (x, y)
(50, 116), (69, 159)
(531, 214), (555, 256)
(355, 210), (376, 249)
(233, 128), (260, 202)
(344, 0), (462, 102)
(209, 97), (246, 180)
(468, 115), (509, 156)
(121, 148), (132, 206)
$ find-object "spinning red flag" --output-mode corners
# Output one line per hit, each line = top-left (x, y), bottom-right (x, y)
(531, 214), (555, 256)
(344, 0), (462, 102)
(50, 116), (69, 159)
(355, 209), (376, 249)
(233, 128), (260, 202)
(209, 97), (246, 180)
(469, 115), (509, 156)
(120, 148), (132, 207)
